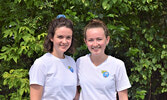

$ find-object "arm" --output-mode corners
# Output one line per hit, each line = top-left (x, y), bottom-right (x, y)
(74, 86), (81, 100)
(118, 89), (128, 100)
(30, 84), (43, 100)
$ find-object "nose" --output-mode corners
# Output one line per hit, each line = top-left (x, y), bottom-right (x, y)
(92, 40), (98, 46)
(62, 38), (67, 43)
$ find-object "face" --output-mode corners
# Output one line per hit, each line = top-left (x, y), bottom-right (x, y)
(85, 27), (110, 56)
(51, 26), (72, 55)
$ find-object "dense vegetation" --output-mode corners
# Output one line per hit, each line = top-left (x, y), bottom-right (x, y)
(0, 0), (166, 100)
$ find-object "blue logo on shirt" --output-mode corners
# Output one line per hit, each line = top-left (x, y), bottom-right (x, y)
(102, 70), (109, 78)
(68, 66), (74, 73)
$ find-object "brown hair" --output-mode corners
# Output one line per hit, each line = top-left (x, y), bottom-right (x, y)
(44, 17), (74, 53)
(83, 19), (109, 39)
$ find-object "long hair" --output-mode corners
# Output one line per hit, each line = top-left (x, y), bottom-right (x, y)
(44, 17), (74, 53)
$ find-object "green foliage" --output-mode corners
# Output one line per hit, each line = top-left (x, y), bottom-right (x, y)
(2, 69), (29, 100)
(135, 89), (147, 100)
(0, 0), (166, 99)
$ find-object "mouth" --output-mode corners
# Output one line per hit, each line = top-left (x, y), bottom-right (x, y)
(91, 45), (101, 50)
(59, 44), (69, 49)
(60, 43), (68, 46)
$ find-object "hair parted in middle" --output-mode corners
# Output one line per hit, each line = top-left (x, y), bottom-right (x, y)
(44, 17), (74, 53)
(83, 19), (109, 39)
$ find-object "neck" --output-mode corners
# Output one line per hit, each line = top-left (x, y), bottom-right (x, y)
(51, 51), (65, 59)
(90, 54), (108, 66)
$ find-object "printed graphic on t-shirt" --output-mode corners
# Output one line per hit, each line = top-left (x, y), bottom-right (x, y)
(68, 66), (74, 73)
(101, 70), (109, 78)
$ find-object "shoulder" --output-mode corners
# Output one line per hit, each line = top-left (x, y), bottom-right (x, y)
(65, 55), (75, 62)
(109, 56), (124, 65)
(39, 53), (52, 61)
(76, 54), (90, 66)
(33, 53), (53, 67)
(29, 54), (50, 73)
(76, 54), (89, 62)
(107, 56), (126, 70)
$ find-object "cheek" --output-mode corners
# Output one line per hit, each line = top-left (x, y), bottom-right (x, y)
(66, 40), (72, 46)
(69, 39), (72, 43)
(102, 42), (107, 46)
(101, 40), (108, 45)
(101, 43), (107, 48)
(86, 42), (92, 47)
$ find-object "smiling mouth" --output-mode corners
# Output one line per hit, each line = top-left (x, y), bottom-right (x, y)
(92, 46), (101, 49)
(59, 43), (69, 46)
(59, 45), (69, 49)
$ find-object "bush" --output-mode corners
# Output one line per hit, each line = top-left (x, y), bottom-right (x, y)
(0, 0), (166, 99)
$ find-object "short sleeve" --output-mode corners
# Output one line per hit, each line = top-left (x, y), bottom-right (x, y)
(115, 61), (131, 91)
(29, 59), (46, 86)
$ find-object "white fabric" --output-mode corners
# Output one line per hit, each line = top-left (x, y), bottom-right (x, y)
(29, 53), (77, 100)
(76, 54), (131, 100)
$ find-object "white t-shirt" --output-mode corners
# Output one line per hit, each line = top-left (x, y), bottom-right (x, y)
(76, 54), (131, 100)
(29, 53), (77, 100)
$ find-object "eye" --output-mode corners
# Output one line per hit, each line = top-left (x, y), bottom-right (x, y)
(97, 38), (102, 41)
(57, 35), (63, 39)
(66, 36), (72, 40)
(88, 39), (93, 42)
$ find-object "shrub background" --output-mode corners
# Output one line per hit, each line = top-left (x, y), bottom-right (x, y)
(0, 0), (167, 100)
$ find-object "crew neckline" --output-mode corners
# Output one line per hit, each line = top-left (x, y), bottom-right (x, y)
(47, 53), (68, 62)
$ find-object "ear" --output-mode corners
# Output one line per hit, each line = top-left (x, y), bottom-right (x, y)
(106, 36), (110, 45)
(50, 38), (53, 42)
(84, 38), (87, 44)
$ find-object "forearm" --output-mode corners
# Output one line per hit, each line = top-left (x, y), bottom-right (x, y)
(30, 84), (43, 100)
(118, 89), (128, 100)
(74, 86), (81, 100)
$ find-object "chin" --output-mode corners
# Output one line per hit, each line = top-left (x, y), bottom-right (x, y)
(91, 52), (101, 55)
(59, 48), (67, 52)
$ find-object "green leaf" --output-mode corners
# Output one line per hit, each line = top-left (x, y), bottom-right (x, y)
(14, 0), (22, 3)
(22, 34), (31, 42)
(10, 69), (14, 73)
(82, 0), (85, 3)
(10, 21), (17, 26)
(102, 0), (109, 9)
(147, 0), (152, 3)
(107, 24), (117, 30)
(144, 34), (153, 41)
(37, 33), (47, 40)
(152, 58), (157, 64)
(13, 56), (18, 63)
(0, 54), (7, 60)
(124, 0), (128, 2)
(112, 0), (117, 4)
(107, 14), (117, 18)
(19, 88), (24, 96)
(1, 46), (8, 52)
(3, 79), (8, 85)
(161, 50), (167, 59)
(128, 47), (140, 56)
(135, 90), (147, 99)
(142, 0), (147, 4)
(162, 44), (166, 49)
(84, 1), (89, 6)
(3, 29), (12, 38)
